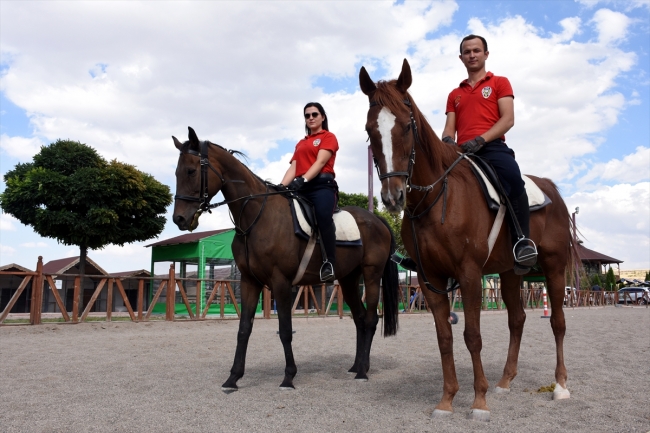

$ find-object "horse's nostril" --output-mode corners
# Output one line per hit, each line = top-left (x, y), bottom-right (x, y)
(173, 215), (185, 225)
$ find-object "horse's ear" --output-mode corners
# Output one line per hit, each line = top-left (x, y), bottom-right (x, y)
(188, 126), (200, 145)
(396, 59), (412, 93)
(172, 136), (185, 151)
(359, 66), (377, 96)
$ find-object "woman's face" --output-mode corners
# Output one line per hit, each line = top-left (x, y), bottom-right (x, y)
(304, 106), (324, 133)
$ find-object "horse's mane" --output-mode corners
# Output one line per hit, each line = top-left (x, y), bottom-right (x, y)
(183, 139), (278, 189)
(373, 80), (466, 177)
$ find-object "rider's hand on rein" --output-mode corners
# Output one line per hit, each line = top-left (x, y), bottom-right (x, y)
(460, 136), (485, 154)
(288, 177), (305, 190)
(442, 136), (457, 147)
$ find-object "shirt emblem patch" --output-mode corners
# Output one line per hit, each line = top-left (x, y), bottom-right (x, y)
(482, 86), (492, 99)
(313, 139), (321, 146)
(454, 95), (461, 107)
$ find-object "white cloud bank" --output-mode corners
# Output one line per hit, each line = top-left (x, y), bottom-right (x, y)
(1, 1), (648, 270)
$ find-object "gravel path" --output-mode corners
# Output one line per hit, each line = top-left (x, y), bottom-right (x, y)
(1, 306), (649, 432)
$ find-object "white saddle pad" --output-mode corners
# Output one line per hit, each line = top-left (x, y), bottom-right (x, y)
(465, 158), (547, 208)
(293, 199), (361, 242)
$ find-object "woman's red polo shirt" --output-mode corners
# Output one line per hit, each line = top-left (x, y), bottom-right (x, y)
(290, 130), (338, 177)
(445, 72), (514, 144)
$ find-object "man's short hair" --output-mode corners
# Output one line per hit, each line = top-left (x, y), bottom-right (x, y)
(460, 34), (488, 53)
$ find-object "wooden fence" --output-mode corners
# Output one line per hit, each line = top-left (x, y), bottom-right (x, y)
(1, 257), (647, 326)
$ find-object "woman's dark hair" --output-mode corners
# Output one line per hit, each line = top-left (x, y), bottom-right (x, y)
(460, 34), (488, 53)
(304, 102), (328, 135)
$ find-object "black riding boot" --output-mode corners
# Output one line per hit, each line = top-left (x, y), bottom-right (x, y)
(319, 223), (337, 282)
(510, 190), (537, 275)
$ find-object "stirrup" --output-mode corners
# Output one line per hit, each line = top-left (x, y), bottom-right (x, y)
(320, 261), (335, 282)
(513, 237), (538, 267)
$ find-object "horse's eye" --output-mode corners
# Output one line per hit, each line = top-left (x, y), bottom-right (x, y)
(187, 168), (197, 176)
(404, 123), (411, 135)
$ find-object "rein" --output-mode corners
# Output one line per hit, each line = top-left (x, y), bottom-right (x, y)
(369, 99), (465, 295)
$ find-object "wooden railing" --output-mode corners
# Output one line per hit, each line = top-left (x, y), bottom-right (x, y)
(2, 257), (646, 325)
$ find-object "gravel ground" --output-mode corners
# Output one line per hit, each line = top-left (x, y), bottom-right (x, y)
(1, 306), (649, 433)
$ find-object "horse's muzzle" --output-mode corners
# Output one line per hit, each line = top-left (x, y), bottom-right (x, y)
(381, 186), (405, 214)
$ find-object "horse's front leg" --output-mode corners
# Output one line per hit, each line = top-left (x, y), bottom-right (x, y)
(421, 275), (460, 418)
(459, 270), (490, 421)
(275, 283), (298, 389)
(221, 276), (263, 392)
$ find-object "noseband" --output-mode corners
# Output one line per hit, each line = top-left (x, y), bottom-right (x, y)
(368, 99), (418, 188)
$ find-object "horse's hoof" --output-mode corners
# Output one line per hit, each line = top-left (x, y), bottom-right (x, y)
(279, 385), (295, 391)
(467, 409), (490, 422)
(221, 386), (238, 394)
(553, 384), (570, 400)
(347, 366), (357, 374)
(494, 386), (510, 393)
(431, 409), (453, 418)
(354, 374), (369, 382)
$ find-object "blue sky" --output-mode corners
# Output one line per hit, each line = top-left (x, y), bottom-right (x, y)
(1, 0), (649, 272)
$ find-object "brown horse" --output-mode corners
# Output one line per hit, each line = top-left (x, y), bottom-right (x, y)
(172, 127), (399, 390)
(359, 60), (574, 420)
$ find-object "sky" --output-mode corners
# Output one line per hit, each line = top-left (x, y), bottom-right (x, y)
(1, 0), (649, 273)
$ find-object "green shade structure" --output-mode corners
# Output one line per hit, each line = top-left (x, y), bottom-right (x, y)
(146, 229), (237, 313)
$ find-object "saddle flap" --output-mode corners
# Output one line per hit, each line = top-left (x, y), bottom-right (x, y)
(466, 156), (551, 212)
(290, 199), (362, 246)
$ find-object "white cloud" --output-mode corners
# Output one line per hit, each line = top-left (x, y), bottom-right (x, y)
(0, 134), (45, 161)
(567, 182), (650, 269)
(576, 0), (650, 10)
(19, 242), (48, 248)
(0, 244), (17, 257)
(0, 214), (18, 231)
(592, 8), (631, 44)
(578, 146), (650, 187)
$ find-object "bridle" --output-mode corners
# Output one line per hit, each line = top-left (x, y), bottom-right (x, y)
(368, 98), (418, 187)
(368, 97), (463, 295)
(174, 140), (244, 214)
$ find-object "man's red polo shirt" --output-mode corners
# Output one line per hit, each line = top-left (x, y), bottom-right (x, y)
(291, 129), (338, 177)
(445, 72), (514, 144)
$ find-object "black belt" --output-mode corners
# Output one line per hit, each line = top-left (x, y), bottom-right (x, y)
(315, 173), (334, 180)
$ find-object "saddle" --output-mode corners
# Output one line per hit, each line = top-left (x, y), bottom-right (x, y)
(466, 155), (551, 211)
(289, 197), (362, 246)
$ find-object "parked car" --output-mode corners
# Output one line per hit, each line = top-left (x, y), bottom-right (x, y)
(617, 287), (650, 305)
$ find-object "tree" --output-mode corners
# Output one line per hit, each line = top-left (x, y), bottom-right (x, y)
(338, 191), (377, 210)
(645, 271), (650, 282)
(1, 139), (172, 307)
(605, 268), (617, 291)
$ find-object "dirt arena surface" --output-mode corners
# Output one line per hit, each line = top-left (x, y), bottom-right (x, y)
(1, 306), (648, 433)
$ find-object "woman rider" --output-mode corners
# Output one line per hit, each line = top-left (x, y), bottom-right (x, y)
(280, 102), (339, 282)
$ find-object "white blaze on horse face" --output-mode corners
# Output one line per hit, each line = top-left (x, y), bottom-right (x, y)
(377, 107), (396, 175)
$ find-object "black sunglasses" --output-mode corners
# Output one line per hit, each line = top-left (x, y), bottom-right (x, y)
(304, 112), (320, 119)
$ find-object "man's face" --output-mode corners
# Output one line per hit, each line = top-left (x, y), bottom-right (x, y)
(459, 38), (489, 72)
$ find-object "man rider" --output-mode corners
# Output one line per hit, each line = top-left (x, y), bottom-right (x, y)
(442, 34), (537, 275)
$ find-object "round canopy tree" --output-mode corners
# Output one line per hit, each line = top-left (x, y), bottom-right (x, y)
(1, 139), (172, 305)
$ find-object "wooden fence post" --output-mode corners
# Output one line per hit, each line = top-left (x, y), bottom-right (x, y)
(106, 279), (114, 322)
(263, 287), (271, 319)
(30, 256), (44, 325)
(137, 279), (144, 321)
(166, 264), (175, 321)
(72, 276), (81, 323)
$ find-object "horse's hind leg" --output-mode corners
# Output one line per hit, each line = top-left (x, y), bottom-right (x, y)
(275, 283), (298, 389)
(543, 265), (570, 399)
(339, 269), (374, 380)
(495, 272), (526, 392)
(222, 276), (263, 392)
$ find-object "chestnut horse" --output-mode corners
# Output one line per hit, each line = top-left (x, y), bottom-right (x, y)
(172, 127), (399, 390)
(359, 60), (573, 420)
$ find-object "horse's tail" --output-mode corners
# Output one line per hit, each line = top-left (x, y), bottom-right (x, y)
(377, 215), (399, 336)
